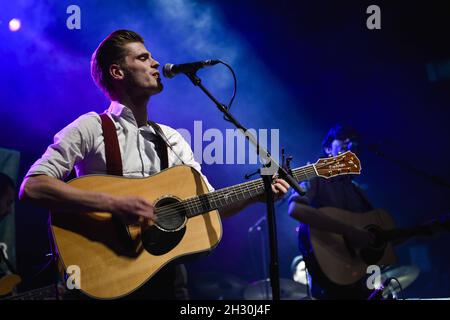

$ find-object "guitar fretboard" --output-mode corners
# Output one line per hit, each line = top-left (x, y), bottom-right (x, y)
(156, 164), (317, 218)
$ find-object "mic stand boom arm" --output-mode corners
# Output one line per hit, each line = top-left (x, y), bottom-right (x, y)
(184, 71), (305, 300)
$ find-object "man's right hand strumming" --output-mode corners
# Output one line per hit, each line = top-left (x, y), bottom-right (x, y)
(20, 175), (156, 225)
(108, 195), (156, 224)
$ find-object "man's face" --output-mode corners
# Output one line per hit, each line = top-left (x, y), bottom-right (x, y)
(120, 42), (163, 96)
(325, 138), (352, 157)
(0, 187), (14, 222)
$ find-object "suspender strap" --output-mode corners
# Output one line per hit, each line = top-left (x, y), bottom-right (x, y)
(99, 113), (168, 173)
(148, 121), (169, 170)
(99, 113), (123, 176)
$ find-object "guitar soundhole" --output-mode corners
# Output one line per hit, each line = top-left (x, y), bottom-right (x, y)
(141, 196), (187, 256)
(360, 225), (387, 264)
(154, 196), (187, 232)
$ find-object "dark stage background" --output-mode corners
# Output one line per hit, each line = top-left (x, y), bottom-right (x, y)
(1, 0), (449, 299)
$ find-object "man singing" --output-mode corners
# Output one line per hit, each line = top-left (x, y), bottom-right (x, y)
(19, 30), (289, 299)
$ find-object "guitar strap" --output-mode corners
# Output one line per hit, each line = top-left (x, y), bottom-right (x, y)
(148, 121), (169, 171)
(98, 114), (169, 172)
(99, 113), (123, 176)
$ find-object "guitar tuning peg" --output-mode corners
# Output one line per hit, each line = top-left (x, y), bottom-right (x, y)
(286, 156), (293, 168)
(281, 147), (294, 176)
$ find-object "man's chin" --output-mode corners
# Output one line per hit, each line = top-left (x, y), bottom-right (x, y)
(142, 84), (163, 97)
(151, 83), (164, 94)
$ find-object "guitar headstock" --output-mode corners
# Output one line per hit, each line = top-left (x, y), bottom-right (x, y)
(314, 151), (361, 178)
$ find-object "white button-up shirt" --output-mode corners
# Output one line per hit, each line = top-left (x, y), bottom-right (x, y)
(26, 101), (214, 191)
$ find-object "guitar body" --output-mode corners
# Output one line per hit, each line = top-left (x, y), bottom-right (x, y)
(50, 165), (222, 299)
(309, 207), (397, 286)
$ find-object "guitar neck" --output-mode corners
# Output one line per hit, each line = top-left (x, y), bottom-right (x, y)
(172, 164), (318, 218)
(382, 221), (450, 244)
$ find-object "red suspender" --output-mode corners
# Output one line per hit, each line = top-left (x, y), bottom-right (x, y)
(99, 113), (123, 176)
(99, 114), (169, 175)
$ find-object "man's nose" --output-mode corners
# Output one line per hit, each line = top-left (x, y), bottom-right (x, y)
(151, 59), (160, 69)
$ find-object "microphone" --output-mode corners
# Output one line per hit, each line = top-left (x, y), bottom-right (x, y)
(163, 60), (220, 78)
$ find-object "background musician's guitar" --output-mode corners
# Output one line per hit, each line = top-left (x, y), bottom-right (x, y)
(308, 208), (450, 285)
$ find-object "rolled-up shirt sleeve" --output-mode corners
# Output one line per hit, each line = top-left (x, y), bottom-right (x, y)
(25, 114), (96, 180)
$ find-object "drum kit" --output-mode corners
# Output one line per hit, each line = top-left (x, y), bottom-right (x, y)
(379, 265), (421, 299)
(243, 278), (308, 300)
(2, 264), (421, 300)
(192, 264), (421, 300)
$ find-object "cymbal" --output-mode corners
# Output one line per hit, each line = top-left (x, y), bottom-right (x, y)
(244, 278), (308, 300)
(381, 265), (420, 298)
(192, 272), (248, 299)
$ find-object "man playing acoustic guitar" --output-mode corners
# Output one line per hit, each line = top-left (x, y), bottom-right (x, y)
(19, 30), (289, 300)
(288, 124), (376, 300)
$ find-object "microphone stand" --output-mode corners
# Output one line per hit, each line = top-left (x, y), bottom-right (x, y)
(0, 246), (17, 274)
(366, 144), (450, 190)
(184, 71), (305, 300)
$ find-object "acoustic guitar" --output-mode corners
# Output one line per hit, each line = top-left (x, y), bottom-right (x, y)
(309, 207), (450, 286)
(50, 151), (361, 299)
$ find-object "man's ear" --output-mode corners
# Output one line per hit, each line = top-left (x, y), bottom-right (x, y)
(109, 64), (124, 80)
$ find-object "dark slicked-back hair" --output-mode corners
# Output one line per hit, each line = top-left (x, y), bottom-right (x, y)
(322, 124), (360, 150)
(91, 30), (144, 99)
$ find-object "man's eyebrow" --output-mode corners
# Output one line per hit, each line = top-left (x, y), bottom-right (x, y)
(136, 52), (150, 59)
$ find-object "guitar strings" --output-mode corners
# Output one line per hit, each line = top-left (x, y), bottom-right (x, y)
(154, 166), (315, 216)
(154, 165), (328, 219)
(153, 159), (354, 220)
(148, 156), (356, 220)
(153, 166), (318, 220)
